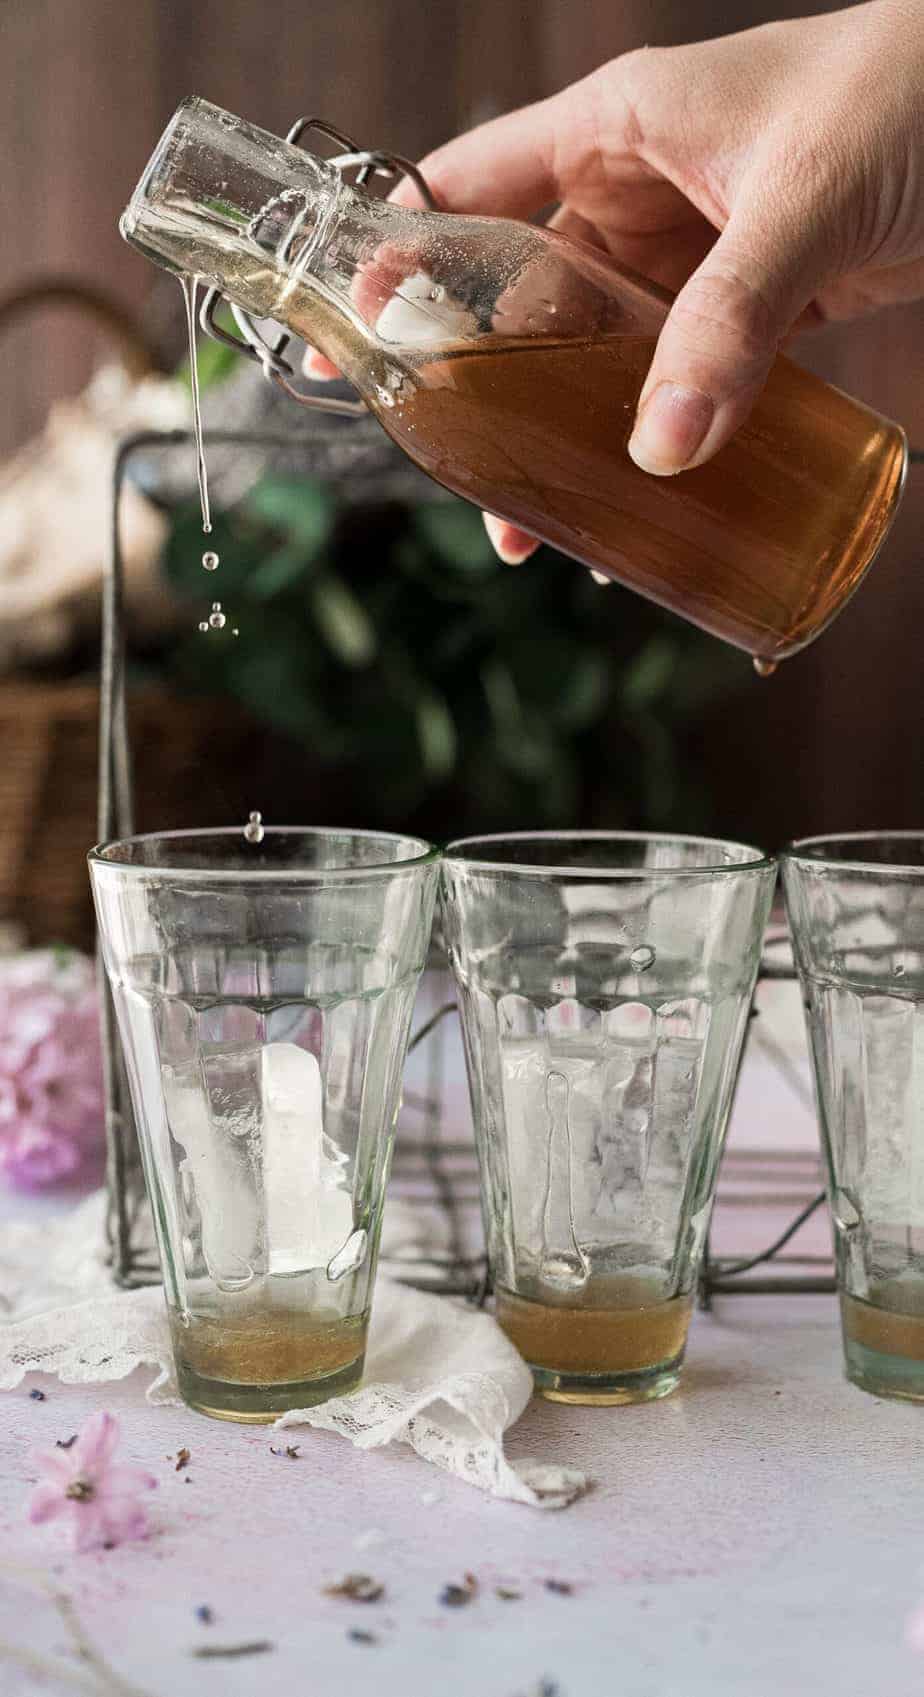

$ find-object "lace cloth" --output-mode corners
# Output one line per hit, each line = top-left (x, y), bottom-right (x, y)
(0, 1193), (586, 1510)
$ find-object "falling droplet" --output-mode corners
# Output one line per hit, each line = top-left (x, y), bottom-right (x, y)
(753, 658), (778, 678)
(243, 810), (265, 844)
(630, 945), (656, 972)
(427, 283), (445, 303)
(180, 276), (212, 535)
(327, 1228), (369, 1282)
(590, 571), (611, 586)
(208, 609), (226, 630)
(197, 621), (209, 633)
(232, 628), (240, 637)
(202, 550), (219, 572)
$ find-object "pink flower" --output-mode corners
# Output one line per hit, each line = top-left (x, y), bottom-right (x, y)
(0, 950), (104, 1191)
(906, 1600), (924, 1652)
(28, 1412), (157, 1553)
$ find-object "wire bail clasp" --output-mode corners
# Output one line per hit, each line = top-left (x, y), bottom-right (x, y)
(198, 116), (437, 415)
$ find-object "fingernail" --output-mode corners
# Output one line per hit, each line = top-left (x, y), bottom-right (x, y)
(628, 382), (714, 475)
(483, 513), (536, 565)
(301, 347), (340, 380)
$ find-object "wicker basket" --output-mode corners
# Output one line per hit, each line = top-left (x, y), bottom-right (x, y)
(0, 680), (318, 952)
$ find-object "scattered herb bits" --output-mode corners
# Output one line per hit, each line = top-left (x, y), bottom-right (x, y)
(29, 1388), (46, 1401)
(195, 1606), (214, 1625)
(191, 1641), (273, 1660)
(440, 1574), (479, 1608)
(347, 1628), (378, 1646)
(55, 1435), (78, 1450)
(544, 1579), (574, 1596)
(174, 1448), (191, 1472)
(269, 1444), (301, 1459)
(324, 1574), (385, 1604)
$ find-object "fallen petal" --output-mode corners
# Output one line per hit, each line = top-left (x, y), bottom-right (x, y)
(28, 1481), (69, 1525)
(74, 1411), (120, 1475)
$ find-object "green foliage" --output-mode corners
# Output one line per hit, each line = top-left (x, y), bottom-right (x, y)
(160, 475), (739, 833)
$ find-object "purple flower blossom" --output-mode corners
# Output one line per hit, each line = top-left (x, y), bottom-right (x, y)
(28, 1411), (157, 1553)
(0, 951), (104, 1191)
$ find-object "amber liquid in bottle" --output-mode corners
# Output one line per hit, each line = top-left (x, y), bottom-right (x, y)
(370, 334), (906, 661)
(122, 99), (908, 664)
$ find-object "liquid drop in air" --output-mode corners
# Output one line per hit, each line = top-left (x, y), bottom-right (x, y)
(208, 607), (226, 630)
(630, 945), (656, 972)
(180, 276), (213, 536)
(202, 550), (220, 572)
(243, 811), (265, 844)
(198, 621), (209, 633)
(590, 570), (611, 586)
(753, 658), (778, 678)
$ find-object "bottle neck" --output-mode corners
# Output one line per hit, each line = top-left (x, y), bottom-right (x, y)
(120, 97), (348, 323)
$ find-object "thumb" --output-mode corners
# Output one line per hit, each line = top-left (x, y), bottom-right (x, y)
(627, 203), (828, 476)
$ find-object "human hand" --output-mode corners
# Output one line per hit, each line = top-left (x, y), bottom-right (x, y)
(307, 0), (924, 562)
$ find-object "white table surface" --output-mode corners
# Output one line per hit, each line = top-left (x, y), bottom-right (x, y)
(2, 975), (923, 1697)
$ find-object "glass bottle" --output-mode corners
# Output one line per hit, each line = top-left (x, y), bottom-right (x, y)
(121, 98), (907, 663)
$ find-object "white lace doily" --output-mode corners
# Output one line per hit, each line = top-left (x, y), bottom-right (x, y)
(0, 1192), (586, 1510)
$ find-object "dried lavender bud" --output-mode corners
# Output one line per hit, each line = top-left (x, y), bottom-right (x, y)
(440, 1574), (478, 1608)
(324, 1574), (385, 1604)
(195, 1606), (214, 1624)
(544, 1579), (574, 1596)
(347, 1628), (378, 1646)
(191, 1642), (273, 1660)
(269, 1445), (300, 1459)
(174, 1448), (191, 1471)
(495, 1586), (522, 1601)
(55, 1435), (78, 1450)
(29, 1389), (46, 1401)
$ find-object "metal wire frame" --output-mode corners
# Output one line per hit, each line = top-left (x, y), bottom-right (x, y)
(104, 432), (923, 1294)
(197, 114), (436, 411)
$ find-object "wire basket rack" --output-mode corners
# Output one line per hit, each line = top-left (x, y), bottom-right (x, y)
(102, 428), (833, 1305)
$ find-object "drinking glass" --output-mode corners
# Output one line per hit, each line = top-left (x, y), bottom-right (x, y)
(90, 827), (438, 1422)
(782, 832), (924, 1400)
(440, 833), (775, 1404)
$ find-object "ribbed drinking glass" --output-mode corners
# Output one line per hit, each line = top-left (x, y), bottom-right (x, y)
(783, 832), (924, 1401)
(441, 833), (775, 1404)
(90, 827), (438, 1421)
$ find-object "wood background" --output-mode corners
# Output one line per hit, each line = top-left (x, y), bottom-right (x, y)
(3, 0), (922, 846)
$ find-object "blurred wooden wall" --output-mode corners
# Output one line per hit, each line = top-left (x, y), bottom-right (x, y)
(3, 0), (922, 845)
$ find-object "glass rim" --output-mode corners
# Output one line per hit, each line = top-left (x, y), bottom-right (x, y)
(88, 825), (440, 882)
(442, 829), (774, 879)
(782, 830), (924, 876)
